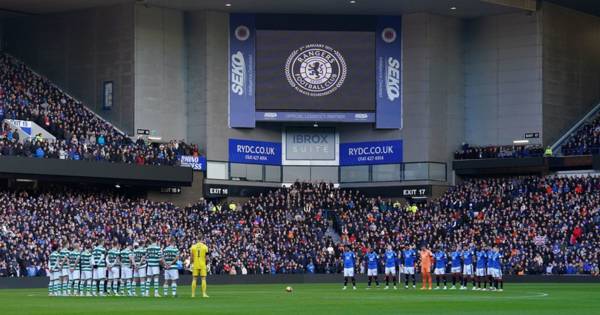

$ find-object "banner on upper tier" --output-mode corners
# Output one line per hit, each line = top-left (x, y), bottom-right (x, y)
(229, 14), (256, 128)
(340, 140), (403, 166)
(229, 138), (282, 165)
(179, 155), (206, 171)
(375, 16), (402, 129)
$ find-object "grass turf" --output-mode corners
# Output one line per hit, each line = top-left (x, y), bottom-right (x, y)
(0, 283), (598, 315)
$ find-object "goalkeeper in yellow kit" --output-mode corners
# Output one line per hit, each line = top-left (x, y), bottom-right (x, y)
(190, 240), (209, 298)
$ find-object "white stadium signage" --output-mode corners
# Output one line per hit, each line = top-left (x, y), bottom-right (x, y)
(386, 57), (400, 101)
(231, 51), (245, 96)
(285, 44), (347, 97)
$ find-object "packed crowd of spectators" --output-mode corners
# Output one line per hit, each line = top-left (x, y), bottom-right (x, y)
(0, 54), (201, 166)
(1, 177), (599, 277)
(338, 176), (599, 276)
(561, 116), (600, 156)
(454, 143), (545, 160)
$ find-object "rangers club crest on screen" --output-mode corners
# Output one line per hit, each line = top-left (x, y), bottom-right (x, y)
(285, 44), (347, 97)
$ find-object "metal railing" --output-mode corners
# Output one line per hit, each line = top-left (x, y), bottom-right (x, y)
(205, 160), (447, 184)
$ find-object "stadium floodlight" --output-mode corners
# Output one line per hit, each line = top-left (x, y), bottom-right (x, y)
(513, 139), (529, 145)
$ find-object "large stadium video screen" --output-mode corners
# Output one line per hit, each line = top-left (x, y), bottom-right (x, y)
(255, 30), (375, 112)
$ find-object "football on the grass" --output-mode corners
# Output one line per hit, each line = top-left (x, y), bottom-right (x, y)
(285, 286), (293, 293)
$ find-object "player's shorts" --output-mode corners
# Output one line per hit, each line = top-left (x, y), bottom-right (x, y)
(367, 268), (378, 276)
(434, 268), (445, 275)
(134, 266), (147, 278)
(61, 268), (69, 277)
(108, 266), (120, 279)
(451, 266), (461, 273)
(70, 270), (80, 280)
(475, 268), (486, 277)
(404, 266), (415, 275)
(164, 269), (179, 280)
(463, 265), (473, 276)
(51, 271), (61, 281)
(343, 267), (354, 277)
(121, 267), (133, 279)
(81, 270), (92, 280)
(93, 267), (106, 280)
(385, 267), (396, 275)
(490, 268), (502, 278)
(147, 266), (160, 277)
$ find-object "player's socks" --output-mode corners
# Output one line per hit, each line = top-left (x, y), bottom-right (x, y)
(172, 283), (177, 296)
(385, 276), (389, 286)
(344, 277), (348, 287)
(48, 280), (53, 296)
(101, 280), (106, 296)
(367, 276), (372, 288)
(201, 278), (207, 297)
(375, 277), (379, 287)
(163, 284), (168, 296)
(351, 277), (356, 288)
(63, 279), (68, 295)
(153, 277), (160, 296)
(191, 278), (197, 297)
(500, 280), (503, 290)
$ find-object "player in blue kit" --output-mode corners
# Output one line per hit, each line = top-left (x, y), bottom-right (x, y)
(433, 247), (448, 290)
(402, 245), (416, 289)
(365, 248), (380, 289)
(342, 245), (357, 290)
(475, 246), (487, 290)
(485, 246), (495, 290)
(490, 245), (504, 291)
(449, 246), (462, 290)
(383, 245), (397, 290)
(462, 245), (475, 290)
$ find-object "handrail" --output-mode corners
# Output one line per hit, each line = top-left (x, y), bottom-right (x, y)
(550, 101), (600, 155)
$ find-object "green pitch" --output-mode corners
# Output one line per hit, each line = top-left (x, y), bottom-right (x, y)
(0, 283), (598, 315)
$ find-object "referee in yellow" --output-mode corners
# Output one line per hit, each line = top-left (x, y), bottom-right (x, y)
(190, 239), (209, 298)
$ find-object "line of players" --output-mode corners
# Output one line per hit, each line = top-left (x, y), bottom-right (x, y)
(48, 236), (180, 297)
(342, 243), (504, 292)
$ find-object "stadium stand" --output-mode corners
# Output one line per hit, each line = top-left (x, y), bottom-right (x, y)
(561, 115), (600, 156)
(454, 144), (544, 160)
(1, 178), (598, 278)
(0, 54), (201, 166)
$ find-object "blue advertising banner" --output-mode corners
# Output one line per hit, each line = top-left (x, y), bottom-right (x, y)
(179, 155), (206, 171)
(229, 139), (282, 165)
(375, 16), (402, 129)
(229, 14), (256, 128)
(340, 140), (403, 166)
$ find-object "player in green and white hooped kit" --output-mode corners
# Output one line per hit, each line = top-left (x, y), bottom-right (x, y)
(133, 240), (147, 296)
(107, 241), (121, 296)
(92, 239), (107, 296)
(48, 244), (61, 296)
(163, 238), (180, 297)
(79, 243), (94, 296)
(68, 242), (82, 296)
(59, 241), (71, 296)
(146, 236), (163, 297)
(119, 243), (134, 296)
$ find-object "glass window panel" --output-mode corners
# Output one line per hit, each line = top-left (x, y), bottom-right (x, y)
(207, 161), (228, 180)
(429, 163), (446, 181)
(404, 163), (428, 180)
(310, 166), (338, 183)
(265, 165), (281, 182)
(283, 166), (311, 182)
(340, 165), (369, 183)
(372, 164), (401, 182)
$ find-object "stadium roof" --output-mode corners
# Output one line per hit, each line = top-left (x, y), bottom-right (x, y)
(0, 0), (530, 18)
(2, 0), (598, 20)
